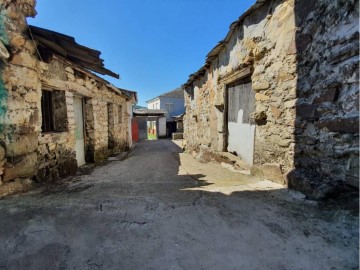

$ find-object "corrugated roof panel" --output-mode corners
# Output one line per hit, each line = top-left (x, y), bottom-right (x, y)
(29, 25), (120, 79)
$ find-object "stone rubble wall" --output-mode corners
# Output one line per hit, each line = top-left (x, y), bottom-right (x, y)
(288, 0), (359, 198)
(185, 0), (297, 182)
(183, 0), (359, 198)
(39, 58), (129, 175)
(184, 72), (214, 151)
(0, 0), (39, 195)
(0, 0), (131, 195)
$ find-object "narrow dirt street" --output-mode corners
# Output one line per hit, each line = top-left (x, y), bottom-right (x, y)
(0, 140), (358, 270)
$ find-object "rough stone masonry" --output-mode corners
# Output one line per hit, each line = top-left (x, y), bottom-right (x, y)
(0, 0), (136, 196)
(183, 0), (359, 199)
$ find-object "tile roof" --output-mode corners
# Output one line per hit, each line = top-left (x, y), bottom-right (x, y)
(133, 108), (167, 116)
(146, 87), (184, 103)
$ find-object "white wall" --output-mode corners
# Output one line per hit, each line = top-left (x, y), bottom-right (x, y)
(227, 110), (255, 165)
(158, 117), (167, 136)
(147, 99), (160, 109)
(159, 97), (184, 121)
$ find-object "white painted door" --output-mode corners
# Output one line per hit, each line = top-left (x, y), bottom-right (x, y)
(74, 97), (86, 166)
(227, 81), (255, 165)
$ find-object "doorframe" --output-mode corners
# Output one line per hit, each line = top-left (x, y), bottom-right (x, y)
(74, 95), (86, 166)
(81, 98), (86, 152)
(219, 67), (253, 152)
(107, 102), (115, 150)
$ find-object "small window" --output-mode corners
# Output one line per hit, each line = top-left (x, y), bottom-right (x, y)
(41, 90), (54, 132)
(118, 105), (123, 123)
(165, 103), (174, 113)
(189, 88), (194, 101)
(41, 90), (68, 133)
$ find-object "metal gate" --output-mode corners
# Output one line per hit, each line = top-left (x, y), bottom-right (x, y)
(227, 79), (255, 165)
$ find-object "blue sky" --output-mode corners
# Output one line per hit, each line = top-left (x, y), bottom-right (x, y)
(28, 0), (255, 106)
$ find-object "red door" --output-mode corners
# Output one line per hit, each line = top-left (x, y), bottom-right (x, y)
(132, 118), (139, 142)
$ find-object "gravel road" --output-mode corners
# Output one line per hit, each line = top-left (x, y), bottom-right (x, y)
(0, 139), (358, 270)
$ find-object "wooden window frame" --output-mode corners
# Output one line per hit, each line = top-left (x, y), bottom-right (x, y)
(41, 89), (68, 133)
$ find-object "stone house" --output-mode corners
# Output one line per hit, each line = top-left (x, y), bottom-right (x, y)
(182, 0), (359, 198)
(0, 0), (137, 196)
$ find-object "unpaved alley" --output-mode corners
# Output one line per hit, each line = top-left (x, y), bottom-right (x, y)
(0, 140), (358, 270)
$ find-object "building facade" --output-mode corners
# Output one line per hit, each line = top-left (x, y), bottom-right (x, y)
(147, 88), (184, 121)
(0, 0), (137, 196)
(147, 88), (185, 136)
(182, 0), (359, 198)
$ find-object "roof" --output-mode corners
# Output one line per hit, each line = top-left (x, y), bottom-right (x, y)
(104, 83), (136, 102)
(182, 0), (269, 88)
(146, 87), (184, 103)
(133, 108), (167, 117)
(119, 88), (138, 103)
(173, 113), (185, 120)
(29, 25), (119, 79)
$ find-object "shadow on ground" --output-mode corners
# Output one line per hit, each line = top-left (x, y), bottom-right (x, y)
(0, 139), (358, 270)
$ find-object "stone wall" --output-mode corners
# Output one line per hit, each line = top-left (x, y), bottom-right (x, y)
(0, 0), (133, 195)
(288, 0), (359, 198)
(184, 0), (297, 179)
(36, 89), (77, 182)
(183, 0), (359, 198)
(39, 57), (130, 174)
(0, 0), (39, 195)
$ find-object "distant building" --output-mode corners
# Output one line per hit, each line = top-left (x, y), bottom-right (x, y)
(132, 108), (167, 140)
(146, 88), (185, 136)
(147, 88), (184, 120)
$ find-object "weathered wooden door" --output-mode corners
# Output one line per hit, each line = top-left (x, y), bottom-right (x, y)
(227, 80), (255, 165)
(74, 97), (86, 166)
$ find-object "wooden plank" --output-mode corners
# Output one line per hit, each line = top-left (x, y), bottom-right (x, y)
(34, 35), (67, 57)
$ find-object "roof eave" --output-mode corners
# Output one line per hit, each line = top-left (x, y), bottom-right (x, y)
(183, 0), (270, 87)
(146, 96), (160, 104)
(29, 25), (120, 79)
